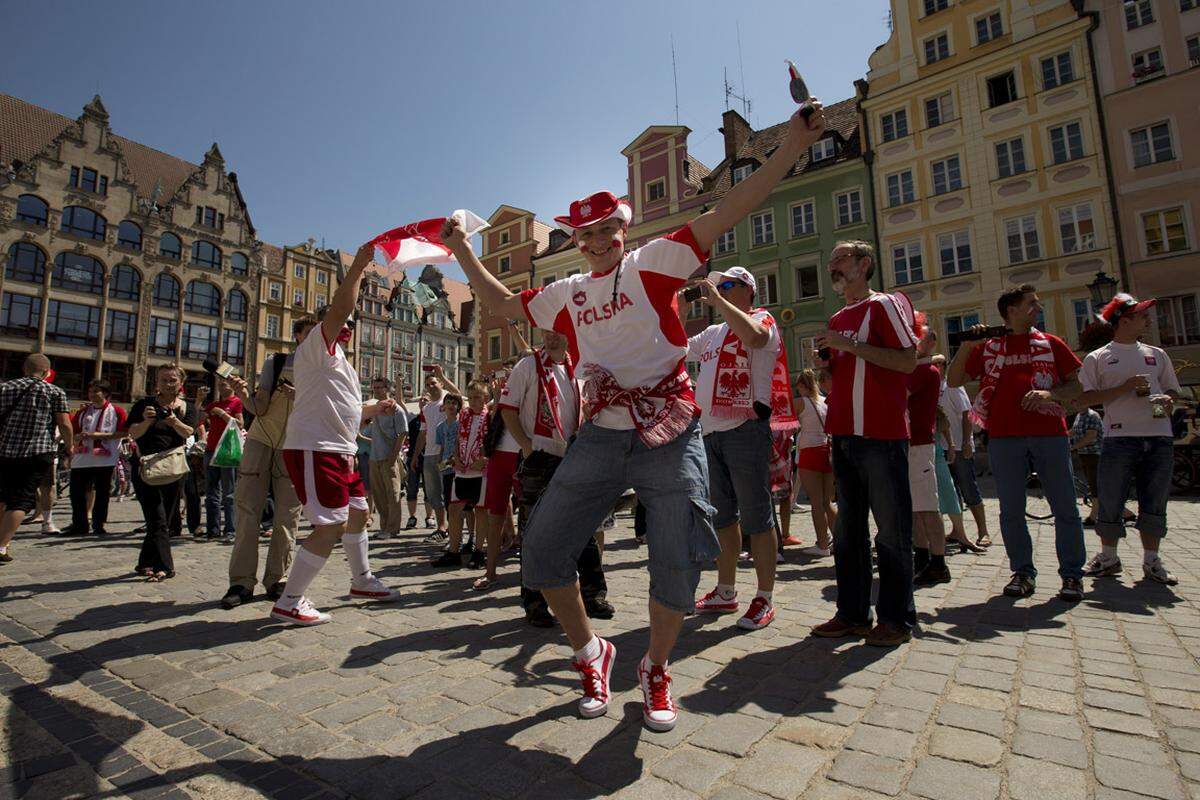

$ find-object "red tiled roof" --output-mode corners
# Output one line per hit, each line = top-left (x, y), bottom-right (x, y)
(683, 155), (711, 191)
(260, 242), (284, 273)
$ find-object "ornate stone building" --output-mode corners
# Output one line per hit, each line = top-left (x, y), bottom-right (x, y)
(254, 241), (341, 370)
(0, 93), (262, 400)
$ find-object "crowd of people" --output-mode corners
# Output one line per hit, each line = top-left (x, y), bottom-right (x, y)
(0, 101), (1191, 736)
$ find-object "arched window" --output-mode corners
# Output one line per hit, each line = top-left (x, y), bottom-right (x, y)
(60, 206), (107, 240)
(225, 288), (247, 321)
(117, 220), (142, 251)
(184, 280), (221, 316)
(5, 242), (47, 284)
(109, 264), (142, 301)
(230, 252), (248, 276)
(159, 232), (182, 260)
(52, 252), (104, 294)
(153, 273), (180, 309)
(192, 240), (222, 271)
(15, 195), (49, 226)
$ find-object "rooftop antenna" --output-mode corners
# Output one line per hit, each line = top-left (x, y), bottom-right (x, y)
(670, 33), (680, 125)
(736, 20), (751, 120)
(724, 68), (752, 119)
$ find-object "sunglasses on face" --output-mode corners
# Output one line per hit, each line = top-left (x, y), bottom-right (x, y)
(716, 280), (742, 291)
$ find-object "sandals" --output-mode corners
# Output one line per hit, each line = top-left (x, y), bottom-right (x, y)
(145, 570), (175, 583)
(472, 576), (496, 591)
(954, 538), (985, 554)
(975, 534), (992, 548)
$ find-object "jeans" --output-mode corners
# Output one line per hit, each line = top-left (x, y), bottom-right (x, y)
(830, 436), (915, 630)
(1096, 436), (1173, 540)
(704, 419), (774, 535)
(69, 465), (114, 533)
(988, 436), (1086, 579)
(204, 452), (236, 536)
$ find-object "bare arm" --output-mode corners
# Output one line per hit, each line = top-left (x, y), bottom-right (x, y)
(1076, 374), (1147, 408)
(700, 279), (769, 349)
(442, 220), (526, 321)
(431, 364), (461, 397)
(501, 407), (533, 457)
(1070, 429), (1098, 451)
(55, 413), (74, 453)
(844, 339), (917, 374)
(946, 341), (979, 389)
(323, 242), (374, 345)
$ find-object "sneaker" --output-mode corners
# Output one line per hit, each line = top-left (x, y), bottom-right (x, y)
(801, 545), (831, 557)
(775, 551), (785, 564)
(1003, 573), (1036, 598)
(637, 658), (677, 732)
(220, 533), (235, 544)
(811, 616), (871, 638)
(1059, 577), (1085, 602)
(571, 638), (615, 719)
(865, 622), (912, 647)
(192, 526), (206, 538)
(405, 516), (418, 530)
(430, 551), (462, 569)
(424, 517), (436, 528)
(350, 575), (401, 602)
(1143, 558), (1178, 586)
(220, 585), (253, 610)
(694, 587), (739, 615)
(0, 549), (12, 565)
(736, 596), (776, 631)
(423, 529), (448, 544)
(914, 562), (952, 586)
(270, 597), (331, 626)
(584, 597), (615, 619)
(1083, 552), (1122, 577)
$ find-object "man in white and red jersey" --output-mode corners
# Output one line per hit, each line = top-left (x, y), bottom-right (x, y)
(443, 101), (828, 732)
(269, 243), (401, 626)
(810, 240), (919, 648)
(687, 266), (792, 631)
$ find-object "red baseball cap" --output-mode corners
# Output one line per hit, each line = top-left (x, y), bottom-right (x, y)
(553, 191), (632, 233)
(1099, 292), (1156, 324)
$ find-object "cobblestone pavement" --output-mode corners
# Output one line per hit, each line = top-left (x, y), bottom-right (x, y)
(4, 495), (1200, 800)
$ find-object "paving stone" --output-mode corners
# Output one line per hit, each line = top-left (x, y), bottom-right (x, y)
(1085, 708), (1160, 738)
(689, 712), (776, 757)
(651, 746), (738, 795)
(907, 755), (1000, 800)
(730, 740), (827, 799)
(1168, 727), (1200, 754)
(1093, 730), (1174, 766)
(1084, 687), (1153, 716)
(846, 724), (919, 760)
(1011, 729), (1088, 769)
(827, 749), (907, 797)
(1007, 755), (1086, 800)
(1019, 686), (1077, 714)
(937, 702), (1004, 738)
(862, 703), (929, 732)
(1094, 754), (1186, 800)
(1016, 708), (1084, 740)
(927, 726), (1003, 766)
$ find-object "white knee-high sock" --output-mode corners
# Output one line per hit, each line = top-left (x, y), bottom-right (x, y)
(343, 532), (371, 582)
(278, 547), (327, 610)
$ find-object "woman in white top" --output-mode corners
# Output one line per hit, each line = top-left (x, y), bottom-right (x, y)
(793, 370), (835, 556)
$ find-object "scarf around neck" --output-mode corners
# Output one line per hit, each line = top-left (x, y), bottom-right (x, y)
(969, 328), (1063, 429)
(456, 406), (489, 467)
(709, 310), (799, 433)
(532, 348), (580, 443)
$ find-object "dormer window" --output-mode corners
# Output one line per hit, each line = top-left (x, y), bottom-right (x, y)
(731, 163), (756, 185)
(810, 139), (836, 162)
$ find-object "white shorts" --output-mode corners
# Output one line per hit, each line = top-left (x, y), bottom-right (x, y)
(283, 449), (368, 527)
(908, 443), (939, 513)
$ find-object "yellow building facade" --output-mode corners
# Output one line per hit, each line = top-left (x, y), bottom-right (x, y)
(254, 240), (340, 368)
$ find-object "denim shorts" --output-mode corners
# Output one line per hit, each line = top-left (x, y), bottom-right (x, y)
(1097, 436), (1174, 539)
(703, 419), (774, 535)
(522, 418), (720, 613)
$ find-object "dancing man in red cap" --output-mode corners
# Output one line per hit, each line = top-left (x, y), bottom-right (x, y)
(443, 102), (827, 732)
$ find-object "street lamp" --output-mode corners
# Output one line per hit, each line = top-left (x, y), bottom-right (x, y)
(1087, 270), (1119, 307)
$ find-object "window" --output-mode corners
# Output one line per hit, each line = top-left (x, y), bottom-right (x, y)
(60, 206), (106, 240)
(499, 231), (511, 245)
(117, 220), (142, 251)
(268, 281), (282, 302)
(1158, 294), (1200, 345)
(293, 288), (305, 306)
(15, 195), (48, 226)
(686, 298), (704, 320)
(986, 72), (1018, 107)
(108, 264), (141, 300)
(810, 140), (836, 162)
(316, 270), (328, 285)
(1143, 208), (1189, 255)
(732, 163), (755, 184)
(938, 230), (973, 275)
(46, 301), (100, 346)
(5, 243), (46, 284)
(925, 33), (951, 63)
(316, 293), (326, 307)
(795, 264), (821, 299)
(924, 0), (949, 14)
(230, 252), (248, 276)
(751, 211), (774, 246)
(931, 155), (963, 194)
(1188, 36), (1200, 66)
(488, 333), (501, 361)
(925, 93), (954, 127)
(184, 281), (221, 317)
(153, 273), (180, 309)
(886, 170), (916, 207)
(1133, 48), (1165, 81)
(1041, 52), (1075, 89)
(1072, 299), (1099, 337)
(105, 309), (137, 352)
(192, 240), (222, 270)
(1184, 0), (1198, 11)
(756, 272), (779, 305)
(975, 11), (1003, 44)
(149, 317), (177, 355)
(226, 289), (247, 322)
(1049, 122), (1084, 164)
(835, 190), (863, 226)
(294, 263), (305, 279)
(436, 344), (446, 360)
(892, 242), (925, 285)
(881, 109), (909, 142)
(791, 201), (816, 236)
(1058, 203), (1096, 253)
(1131, 122), (1174, 168)
(159, 232), (182, 260)
(182, 322), (219, 360)
(499, 255), (511, 273)
(223, 330), (246, 365)
(266, 314), (281, 340)
(0, 292), (41, 338)
(194, 206), (223, 229)
(52, 253), (104, 294)
(995, 138), (1027, 178)
(1125, 0), (1154, 29)
(945, 312), (981, 356)
(1005, 216), (1041, 263)
(647, 179), (666, 202)
(70, 166), (105, 195)
(715, 229), (737, 255)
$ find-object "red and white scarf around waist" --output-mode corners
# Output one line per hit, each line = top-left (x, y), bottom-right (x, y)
(457, 407), (489, 467)
(970, 328), (1062, 429)
(710, 311), (799, 433)
(75, 402), (119, 457)
(533, 348), (581, 443)
(582, 360), (698, 448)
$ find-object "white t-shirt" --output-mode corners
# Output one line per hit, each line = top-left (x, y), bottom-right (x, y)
(283, 326), (362, 454)
(1080, 341), (1181, 438)
(687, 310), (781, 434)
(938, 382), (972, 450)
(520, 225), (707, 430)
(796, 395), (829, 449)
(498, 353), (579, 458)
(421, 398), (446, 456)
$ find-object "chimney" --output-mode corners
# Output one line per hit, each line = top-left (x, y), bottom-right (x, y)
(720, 109), (753, 162)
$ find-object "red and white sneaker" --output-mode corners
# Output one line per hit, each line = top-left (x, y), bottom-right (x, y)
(270, 597), (331, 626)
(637, 658), (677, 732)
(571, 638), (615, 718)
(349, 575), (401, 602)
(736, 596), (776, 630)
(694, 587), (739, 615)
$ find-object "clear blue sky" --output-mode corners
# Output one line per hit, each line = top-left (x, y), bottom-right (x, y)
(2, 0), (889, 280)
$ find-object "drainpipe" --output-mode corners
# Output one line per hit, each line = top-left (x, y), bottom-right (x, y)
(855, 78), (887, 293)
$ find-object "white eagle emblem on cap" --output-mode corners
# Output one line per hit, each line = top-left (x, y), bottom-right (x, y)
(579, 202), (592, 217)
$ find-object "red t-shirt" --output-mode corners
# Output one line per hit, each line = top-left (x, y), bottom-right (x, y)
(907, 361), (941, 446)
(825, 292), (919, 441)
(204, 396), (243, 452)
(963, 332), (1081, 438)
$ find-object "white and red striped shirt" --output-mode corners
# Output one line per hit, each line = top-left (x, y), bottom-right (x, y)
(824, 292), (917, 441)
(520, 225), (706, 431)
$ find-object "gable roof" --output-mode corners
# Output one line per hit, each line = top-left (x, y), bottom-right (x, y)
(260, 243), (284, 273)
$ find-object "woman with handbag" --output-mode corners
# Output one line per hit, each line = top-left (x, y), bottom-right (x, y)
(126, 364), (197, 582)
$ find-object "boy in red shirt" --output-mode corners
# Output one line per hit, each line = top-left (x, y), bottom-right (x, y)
(203, 377), (243, 542)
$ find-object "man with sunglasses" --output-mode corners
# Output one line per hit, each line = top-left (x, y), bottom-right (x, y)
(687, 267), (785, 631)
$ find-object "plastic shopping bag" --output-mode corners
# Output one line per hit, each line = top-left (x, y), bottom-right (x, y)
(211, 424), (244, 467)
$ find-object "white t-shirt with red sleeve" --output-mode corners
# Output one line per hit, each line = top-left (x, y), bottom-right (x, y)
(282, 326), (363, 455)
(1080, 340), (1181, 438)
(824, 292), (918, 441)
(687, 310), (781, 434)
(520, 224), (707, 431)
(497, 354), (579, 458)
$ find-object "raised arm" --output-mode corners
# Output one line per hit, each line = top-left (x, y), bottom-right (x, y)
(700, 279), (769, 349)
(323, 242), (374, 345)
(442, 219), (526, 321)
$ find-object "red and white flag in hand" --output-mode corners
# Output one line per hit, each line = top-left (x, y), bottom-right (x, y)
(369, 210), (489, 277)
